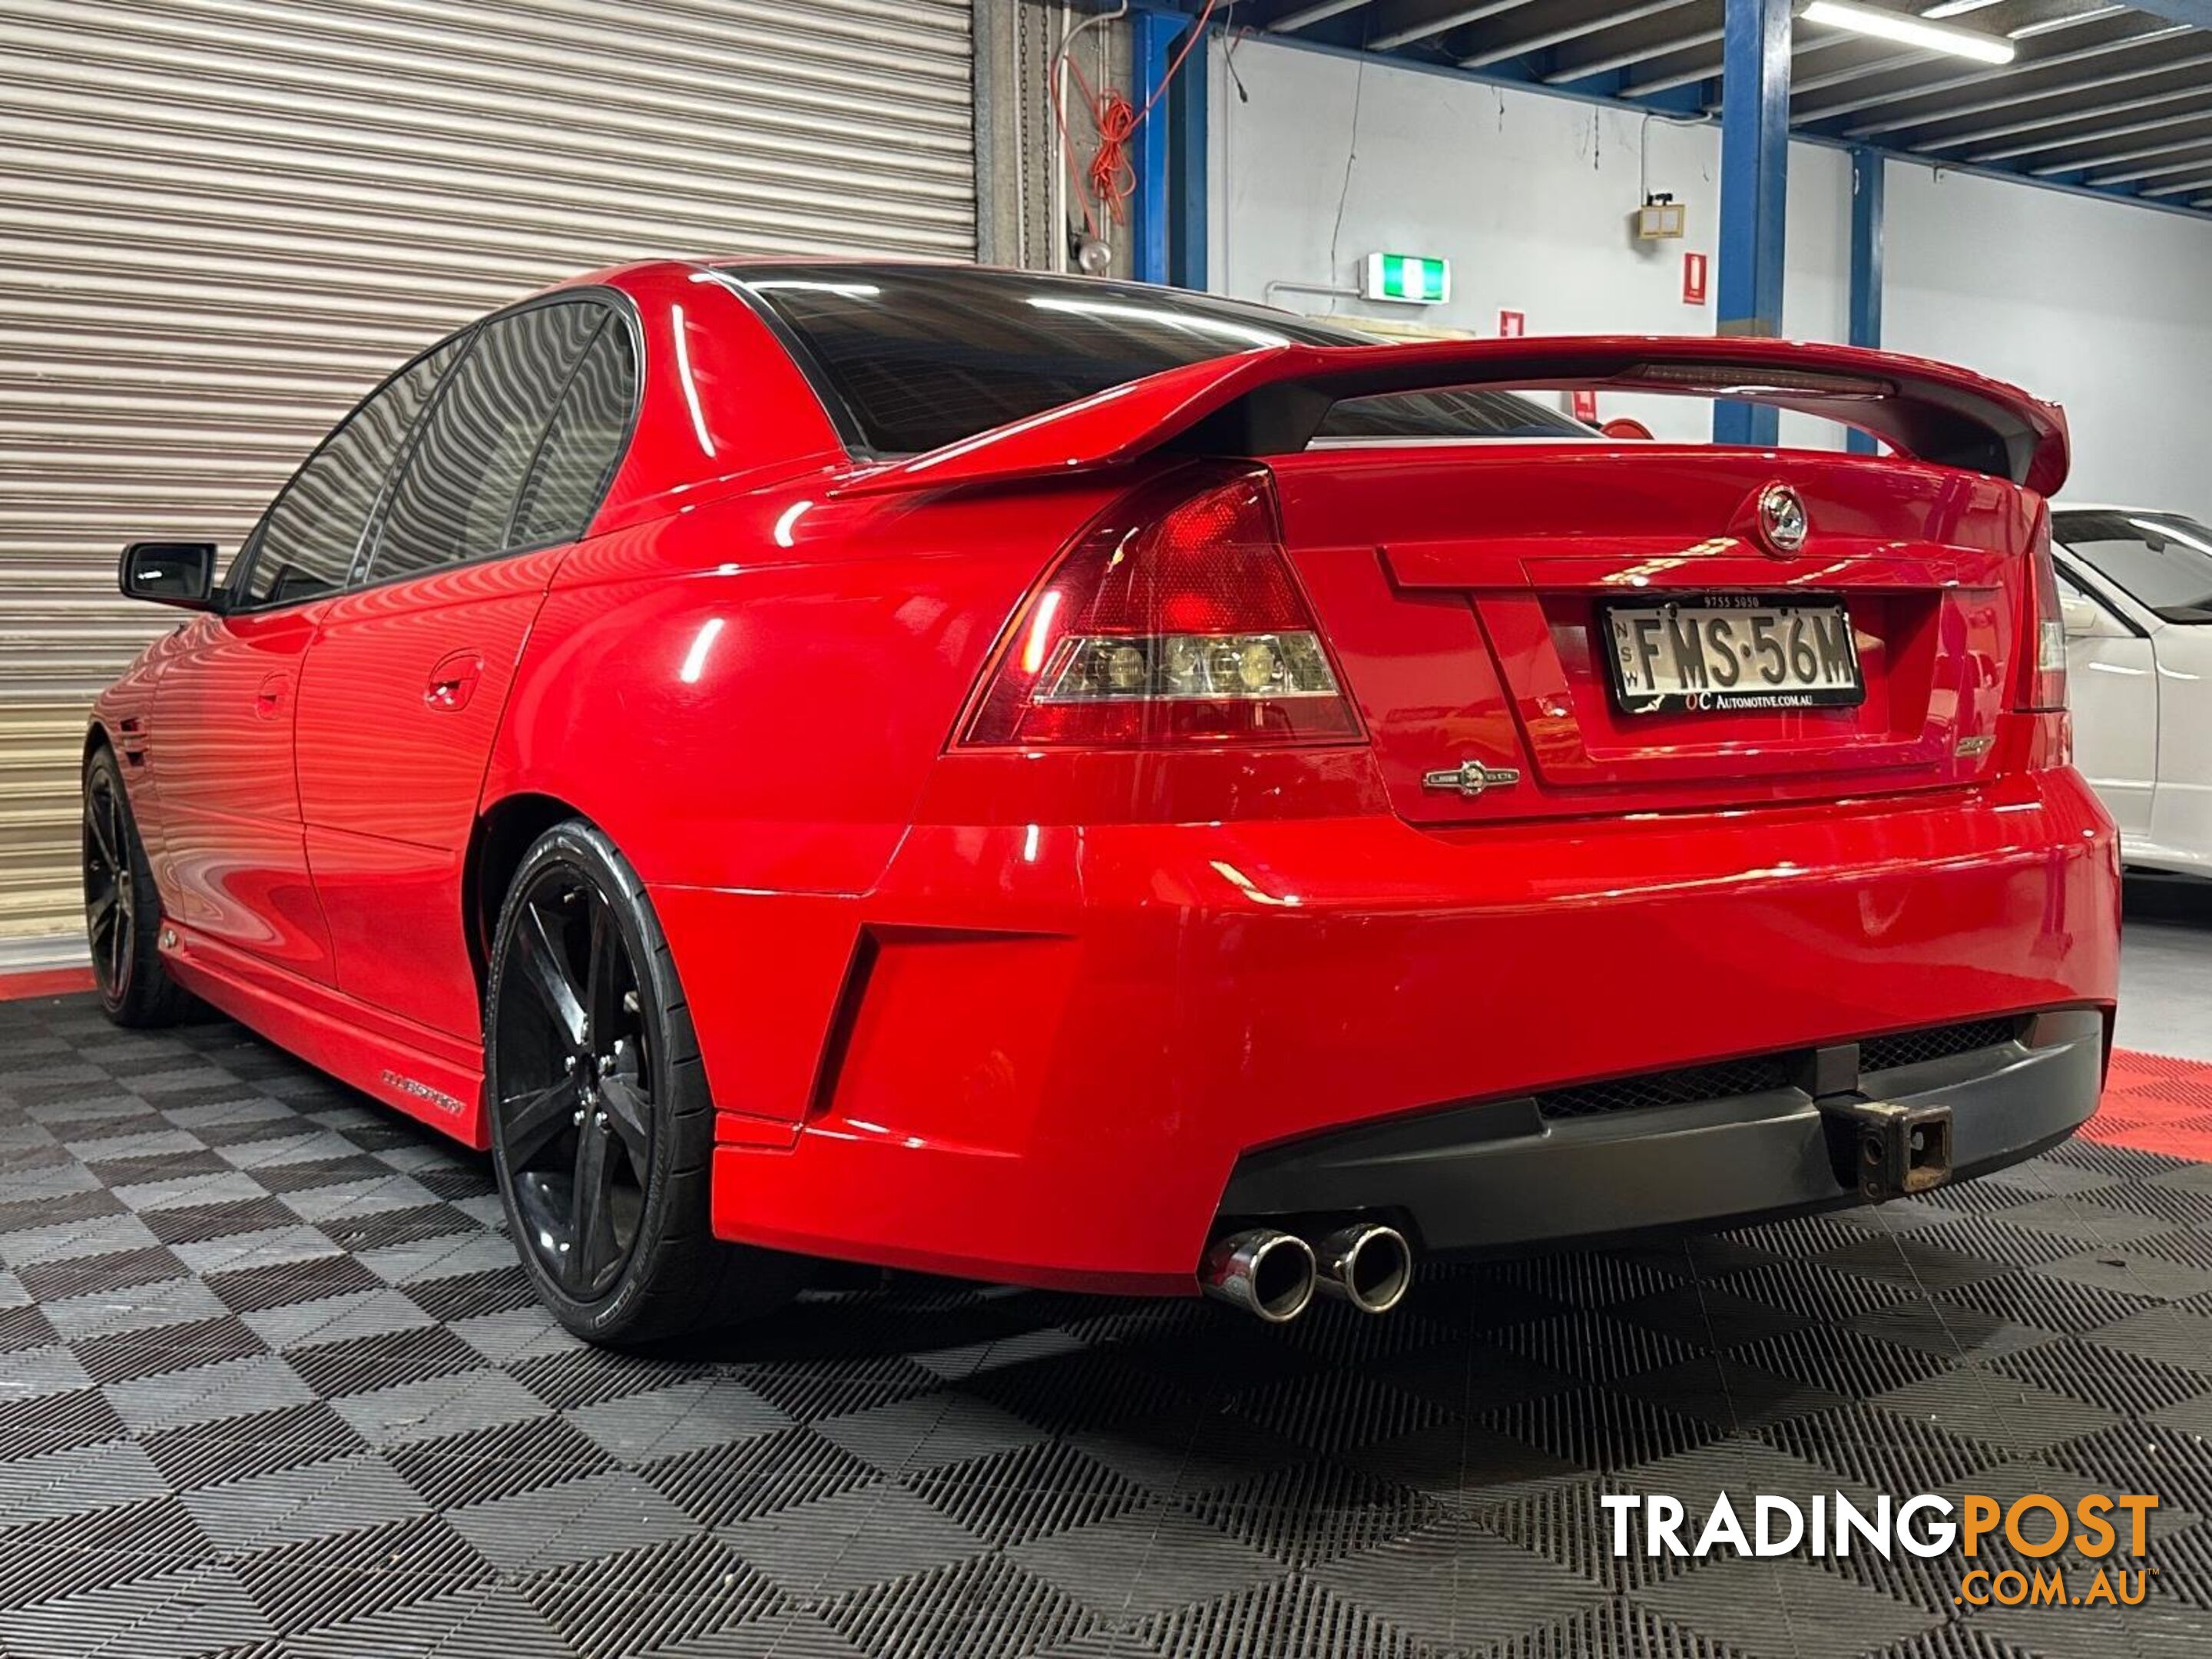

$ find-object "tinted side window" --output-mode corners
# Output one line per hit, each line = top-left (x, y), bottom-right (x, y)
(235, 340), (461, 608)
(367, 302), (604, 581)
(2054, 512), (2212, 622)
(509, 319), (636, 548)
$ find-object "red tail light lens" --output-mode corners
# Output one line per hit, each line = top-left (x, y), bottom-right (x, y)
(2018, 519), (2069, 713)
(962, 468), (1362, 748)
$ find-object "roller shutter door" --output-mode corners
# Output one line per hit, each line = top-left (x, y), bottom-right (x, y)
(0, 0), (975, 952)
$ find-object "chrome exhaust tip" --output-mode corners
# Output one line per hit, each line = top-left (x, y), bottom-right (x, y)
(1313, 1222), (1413, 1315)
(1200, 1229), (1317, 1323)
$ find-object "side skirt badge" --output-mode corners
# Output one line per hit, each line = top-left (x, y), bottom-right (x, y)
(1422, 760), (1523, 799)
(380, 1070), (467, 1118)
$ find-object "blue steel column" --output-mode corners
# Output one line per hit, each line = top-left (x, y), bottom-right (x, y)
(1846, 146), (1885, 455)
(1168, 19), (1208, 289)
(1131, 10), (1177, 286)
(1714, 0), (1792, 446)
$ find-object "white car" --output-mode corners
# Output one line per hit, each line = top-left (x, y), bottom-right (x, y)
(2051, 505), (2212, 879)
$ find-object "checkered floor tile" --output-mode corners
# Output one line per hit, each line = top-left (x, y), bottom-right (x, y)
(2085, 1049), (2212, 1164)
(3, 995), (2210, 1657)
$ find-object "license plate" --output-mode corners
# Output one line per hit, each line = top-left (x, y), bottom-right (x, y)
(1601, 595), (1863, 715)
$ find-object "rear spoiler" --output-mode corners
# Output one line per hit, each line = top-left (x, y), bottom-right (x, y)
(836, 335), (2068, 499)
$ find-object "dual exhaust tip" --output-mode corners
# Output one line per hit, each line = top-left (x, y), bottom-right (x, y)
(1200, 1222), (1412, 1323)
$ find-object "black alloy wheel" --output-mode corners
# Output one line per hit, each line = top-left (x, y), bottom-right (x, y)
(493, 859), (655, 1301)
(486, 820), (797, 1343)
(81, 746), (194, 1028)
(84, 762), (135, 1002)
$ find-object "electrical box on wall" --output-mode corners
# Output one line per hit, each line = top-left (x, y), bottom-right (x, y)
(1636, 195), (1686, 240)
(1364, 252), (1450, 303)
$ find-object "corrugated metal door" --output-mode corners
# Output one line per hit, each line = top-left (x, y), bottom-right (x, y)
(0, 0), (975, 953)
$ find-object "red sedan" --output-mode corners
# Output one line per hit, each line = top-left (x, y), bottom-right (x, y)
(87, 261), (2118, 1341)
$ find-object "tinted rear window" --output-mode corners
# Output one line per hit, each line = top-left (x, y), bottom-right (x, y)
(720, 264), (1589, 455)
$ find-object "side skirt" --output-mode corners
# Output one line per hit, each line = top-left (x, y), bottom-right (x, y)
(162, 926), (488, 1151)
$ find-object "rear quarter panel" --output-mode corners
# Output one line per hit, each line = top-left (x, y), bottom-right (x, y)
(488, 483), (1112, 893)
(478, 475), (1118, 1121)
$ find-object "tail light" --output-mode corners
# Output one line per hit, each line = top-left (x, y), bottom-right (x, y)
(2017, 518), (2069, 713)
(960, 467), (1362, 748)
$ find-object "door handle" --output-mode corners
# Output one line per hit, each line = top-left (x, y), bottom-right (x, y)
(253, 674), (286, 719)
(424, 651), (484, 712)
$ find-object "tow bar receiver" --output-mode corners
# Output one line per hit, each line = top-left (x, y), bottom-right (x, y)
(1821, 1098), (1954, 1200)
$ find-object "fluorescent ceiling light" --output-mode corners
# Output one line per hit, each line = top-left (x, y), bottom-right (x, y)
(1799, 0), (2017, 64)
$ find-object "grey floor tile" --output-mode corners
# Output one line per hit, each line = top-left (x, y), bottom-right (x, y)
(0, 1563), (273, 1659)
(0, 1439), (169, 1529)
(217, 1130), (371, 1171)
(358, 1231), (515, 1286)
(278, 1174), (440, 1224)
(104, 1353), (313, 1433)
(110, 1170), (276, 1214)
(449, 1467), (699, 1573)
(242, 1287), (438, 1351)
(184, 1449), (429, 1552)
(42, 1277), (232, 1343)
(330, 1368), (551, 1447)
(449, 1306), (586, 1368)
(169, 1225), (343, 1277)
(0, 1343), (92, 1403)
(0, 1210), (161, 1267)
(1013, 1504), (1287, 1619)
(285, 1582), (570, 1659)
(568, 1377), (793, 1463)
(720, 1481), (988, 1595)
(813, 1390), (1050, 1475)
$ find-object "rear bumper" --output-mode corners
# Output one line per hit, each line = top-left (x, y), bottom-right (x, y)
(1220, 1008), (2105, 1253)
(680, 765), (2119, 1296)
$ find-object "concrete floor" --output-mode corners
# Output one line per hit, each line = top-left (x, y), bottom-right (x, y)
(2118, 875), (2212, 1061)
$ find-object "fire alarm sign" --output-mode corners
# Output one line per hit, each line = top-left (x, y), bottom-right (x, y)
(1683, 252), (1709, 306)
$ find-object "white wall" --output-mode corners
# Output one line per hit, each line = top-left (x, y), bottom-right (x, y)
(1886, 164), (2212, 523)
(1209, 38), (1851, 446)
(1209, 35), (2212, 502)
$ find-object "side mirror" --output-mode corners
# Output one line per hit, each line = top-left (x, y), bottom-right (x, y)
(120, 541), (220, 611)
(1599, 416), (1654, 441)
(2058, 593), (2102, 638)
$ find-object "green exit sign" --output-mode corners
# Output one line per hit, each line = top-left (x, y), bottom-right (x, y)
(1364, 252), (1450, 304)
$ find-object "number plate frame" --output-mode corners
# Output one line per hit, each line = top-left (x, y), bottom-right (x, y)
(1597, 593), (1866, 717)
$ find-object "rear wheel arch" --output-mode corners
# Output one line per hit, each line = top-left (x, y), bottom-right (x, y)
(466, 792), (596, 998)
(482, 810), (802, 1340)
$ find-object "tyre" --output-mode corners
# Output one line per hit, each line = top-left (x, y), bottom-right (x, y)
(82, 746), (197, 1028)
(485, 819), (799, 1344)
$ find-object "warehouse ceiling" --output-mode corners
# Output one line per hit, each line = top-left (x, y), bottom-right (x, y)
(1244, 0), (2212, 215)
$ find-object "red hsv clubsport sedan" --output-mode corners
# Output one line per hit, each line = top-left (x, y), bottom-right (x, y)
(87, 262), (2119, 1341)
